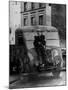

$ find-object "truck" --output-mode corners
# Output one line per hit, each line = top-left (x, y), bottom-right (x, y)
(10, 26), (63, 76)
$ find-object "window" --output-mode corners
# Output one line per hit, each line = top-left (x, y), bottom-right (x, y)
(15, 1), (17, 5)
(31, 17), (35, 25)
(24, 18), (28, 26)
(39, 15), (43, 25)
(39, 3), (45, 8)
(31, 3), (35, 10)
(24, 2), (27, 11)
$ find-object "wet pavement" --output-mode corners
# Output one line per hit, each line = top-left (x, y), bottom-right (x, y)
(9, 71), (66, 89)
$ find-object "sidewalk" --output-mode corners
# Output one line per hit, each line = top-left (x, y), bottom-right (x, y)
(9, 74), (20, 84)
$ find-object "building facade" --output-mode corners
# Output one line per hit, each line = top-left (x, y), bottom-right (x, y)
(9, 1), (21, 45)
(21, 2), (51, 28)
(51, 4), (66, 48)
